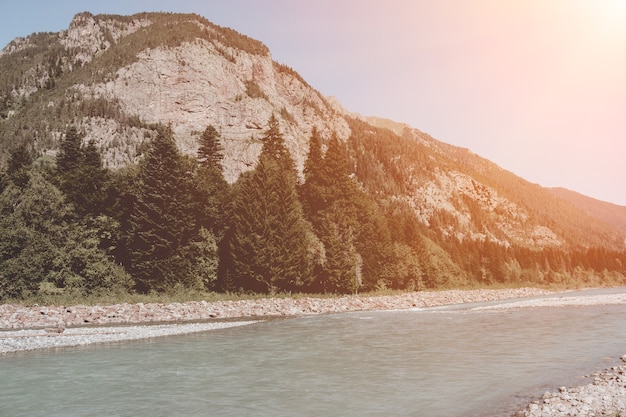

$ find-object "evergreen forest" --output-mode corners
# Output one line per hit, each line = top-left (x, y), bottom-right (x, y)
(1, 115), (626, 302)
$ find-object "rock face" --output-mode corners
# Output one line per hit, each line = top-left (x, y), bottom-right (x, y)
(59, 13), (350, 182)
(1, 11), (623, 250)
(60, 12), (152, 65)
(83, 39), (349, 181)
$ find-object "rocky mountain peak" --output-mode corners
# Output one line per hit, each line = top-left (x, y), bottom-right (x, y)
(60, 12), (152, 66)
(45, 12), (350, 181)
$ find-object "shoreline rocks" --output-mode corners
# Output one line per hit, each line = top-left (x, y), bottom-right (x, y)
(0, 287), (548, 330)
(0, 287), (549, 355)
(514, 356), (626, 417)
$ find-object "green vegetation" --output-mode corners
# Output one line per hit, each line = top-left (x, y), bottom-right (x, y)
(1, 114), (626, 303)
(228, 115), (316, 293)
(0, 168), (131, 300)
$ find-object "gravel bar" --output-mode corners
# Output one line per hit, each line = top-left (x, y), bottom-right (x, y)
(0, 321), (259, 354)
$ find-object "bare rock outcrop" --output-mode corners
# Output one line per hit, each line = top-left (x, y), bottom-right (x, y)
(70, 15), (350, 182)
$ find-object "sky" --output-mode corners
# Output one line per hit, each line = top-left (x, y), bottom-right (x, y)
(1, 0), (625, 205)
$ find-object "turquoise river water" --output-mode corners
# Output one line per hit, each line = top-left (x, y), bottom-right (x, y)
(1, 288), (626, 417)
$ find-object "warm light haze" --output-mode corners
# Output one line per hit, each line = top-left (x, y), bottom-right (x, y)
(1, 0), (625, 205)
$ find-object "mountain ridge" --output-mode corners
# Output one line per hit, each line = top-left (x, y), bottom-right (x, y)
(1, 11), (624, 255)
(551, 187), (626, 238)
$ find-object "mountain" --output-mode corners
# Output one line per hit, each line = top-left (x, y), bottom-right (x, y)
(0, 12), (350, 183)
(362, 116), (625, 250)
(1, 11), (624, 257)
(551, 187), (626, 238)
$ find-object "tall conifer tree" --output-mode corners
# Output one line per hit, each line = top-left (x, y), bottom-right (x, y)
(56, 127), (108, 216)
(197, 125), (224, 170)
(126, 126), (198, 292)
(301, 126), (325, 219)
(6, 143), (33, 188)
(229, 116), (314, 293)
(194, 125), (229, 237)
(56, 126), (82, 174)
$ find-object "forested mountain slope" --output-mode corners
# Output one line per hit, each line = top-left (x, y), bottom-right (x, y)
(362, 116), (624, 250)
(0, 12), (624, 299)
(551, 187), (626, 237)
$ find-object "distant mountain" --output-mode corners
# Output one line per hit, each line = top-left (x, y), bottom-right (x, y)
(1, 11), (624, 256)
(551, 187), (626, 237)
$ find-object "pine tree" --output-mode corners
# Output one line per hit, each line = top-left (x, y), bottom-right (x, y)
(262, 114), (292, 169)
(321, 133), (353, 199)
(301, 126), (325, 219)
(6, 143), (33, 188)
(229, 117), (314, 293)
(55, 127), (108, 217)
(57, 126), (82, 173)
(194, 125), (230, 237)
(126, 126), (200, 292)
(315, 205), (360, 293)
(197, 125), (224, 170)
(192, 161), (230, 237)
(83, 139), (102, 169)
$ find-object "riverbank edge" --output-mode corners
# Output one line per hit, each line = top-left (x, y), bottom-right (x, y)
(0, 287), (549, 330)
(513, 356), (626, 417)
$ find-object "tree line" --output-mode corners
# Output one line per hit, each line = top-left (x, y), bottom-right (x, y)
(1, 116), (625, 301)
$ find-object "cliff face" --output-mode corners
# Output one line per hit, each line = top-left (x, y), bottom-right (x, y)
(0, 11), (624, 251)
(1, 12), (349, 181)
(82, 40), (349, 182)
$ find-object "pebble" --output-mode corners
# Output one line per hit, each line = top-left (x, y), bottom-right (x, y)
(0, 288), (549, 354)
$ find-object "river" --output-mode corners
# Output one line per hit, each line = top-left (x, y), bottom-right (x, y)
(1, 288), (626, 417)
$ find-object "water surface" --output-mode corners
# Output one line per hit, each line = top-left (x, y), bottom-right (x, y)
(2, 289), (626, 417)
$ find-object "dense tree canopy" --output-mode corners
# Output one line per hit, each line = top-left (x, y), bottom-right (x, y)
(1, 115), (625, 302)
(0, 171), (131, 299)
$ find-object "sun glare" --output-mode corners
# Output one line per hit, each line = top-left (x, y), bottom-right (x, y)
(579, 0), (626, 18)
(601, 0), (626, 16)
(575, 0), (626, 38)
(611, 0), (626, 11)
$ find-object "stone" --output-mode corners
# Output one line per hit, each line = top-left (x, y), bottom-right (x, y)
(582, 396), (594, 405)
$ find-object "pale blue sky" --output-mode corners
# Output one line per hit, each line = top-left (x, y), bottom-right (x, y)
(1, 0), (625, 205)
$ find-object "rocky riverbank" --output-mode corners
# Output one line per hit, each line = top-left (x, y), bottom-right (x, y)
(0, 287), (548, 330)
(0, 287), (548, 354)
(514, 356), (626, 417)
